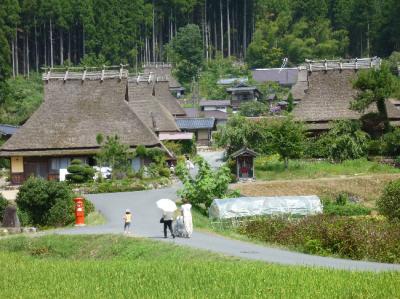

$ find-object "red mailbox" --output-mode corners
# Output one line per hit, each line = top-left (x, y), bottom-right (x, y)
(74, 197), (85, 226)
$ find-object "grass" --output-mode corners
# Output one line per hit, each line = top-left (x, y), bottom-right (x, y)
(0, 235), (399, 298)
(85, 211), (106, 226)
(255, 157), (400, 181)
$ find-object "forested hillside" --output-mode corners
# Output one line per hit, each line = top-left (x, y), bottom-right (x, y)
(0, 0), (399, 121)
(0, 0), (399, 75)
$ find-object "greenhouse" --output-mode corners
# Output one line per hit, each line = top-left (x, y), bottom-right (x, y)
(209, 195), (323, 219)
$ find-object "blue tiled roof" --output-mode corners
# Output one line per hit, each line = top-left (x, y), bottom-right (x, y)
(0, 124), (19, 136)
(176, 118), (215, 129)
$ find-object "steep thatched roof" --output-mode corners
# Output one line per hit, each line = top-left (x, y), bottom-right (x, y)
(0, 78), (161, 157)
(293, 69), (400, 124)
(127, 81), (179, 132)
(154, 81), (186, 116)
(143, 63), (181, 88)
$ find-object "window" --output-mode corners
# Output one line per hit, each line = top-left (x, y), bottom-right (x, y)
(50, 158), (71, 171)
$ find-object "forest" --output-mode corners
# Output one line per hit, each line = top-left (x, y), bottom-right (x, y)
(0, 0), (399, 77)
(0, 0), (399, 112)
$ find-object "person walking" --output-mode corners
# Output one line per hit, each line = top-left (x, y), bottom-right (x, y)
(181, 200), (193, 238)
(123, 209), (132, 234)
(162, 211), (175, 239)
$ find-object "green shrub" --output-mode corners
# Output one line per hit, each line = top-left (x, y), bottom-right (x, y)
(383, 128), (400, 156)
(0, 195), (8, 223)
(335, 192), (348, 205)
(319, 120), (369, 162)
(178, 157), (231, 208)
(159, 168), (170, 178)
(377, 179), (400, 221)
(46, 198), (75, 227)
(66, 159), (95, 183)
(323, 202), (372, 216)
(367, 139), (383, 156)
(17, 209), (32, 226)
(239, 215), (400, 263)
(16, 177), (76, 226)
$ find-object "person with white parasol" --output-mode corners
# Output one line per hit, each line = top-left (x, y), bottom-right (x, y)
(157, 198), (176, 239)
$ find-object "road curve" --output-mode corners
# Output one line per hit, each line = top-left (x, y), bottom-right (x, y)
(58, 185), (400, 272)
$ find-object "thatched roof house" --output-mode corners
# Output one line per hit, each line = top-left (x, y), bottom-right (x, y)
(153, 80), (186, 116)
(292, 59), (400, 131)
(127, 80), (179, 132)
(1, 70), (165, 184)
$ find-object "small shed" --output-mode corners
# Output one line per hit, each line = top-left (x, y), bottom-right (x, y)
(231, 147), (258, 180)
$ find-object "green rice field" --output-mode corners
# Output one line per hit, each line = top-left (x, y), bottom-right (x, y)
(0, 235), (399, 298)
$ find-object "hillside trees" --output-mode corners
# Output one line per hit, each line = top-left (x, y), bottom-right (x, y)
(351, 63), (399, 132)
(0, 0), (399, 76)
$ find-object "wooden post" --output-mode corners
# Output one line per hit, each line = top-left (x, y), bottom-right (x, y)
(236, 157), (239, 179)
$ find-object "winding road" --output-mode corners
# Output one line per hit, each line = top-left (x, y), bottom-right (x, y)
(58, 183), (400, 272)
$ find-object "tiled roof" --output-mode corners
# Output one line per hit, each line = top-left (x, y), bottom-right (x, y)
(176, 118), (215, 129)
(252, 68), (298, 85)
(217, 78), (248, 85)
(182, 108), (200, 118)
(0, 124), (19, 136)
(202, 110), (228, 120)
(199, 100), (231, 107)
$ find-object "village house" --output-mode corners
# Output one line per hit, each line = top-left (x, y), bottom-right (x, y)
(175, 118), (216, 146)
(292, 58), (400, 132)
(199, 100), (231, 113)
(0, 68), (173, 184)
(226, 83), (261, 112)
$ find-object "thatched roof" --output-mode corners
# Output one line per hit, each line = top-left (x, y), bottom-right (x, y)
(127, 81), (179, 132)
(143, 63), (181, 88)
(0, 78), (161, 157)
(154, 81), (186, 116)
(293, 69), (400, 123)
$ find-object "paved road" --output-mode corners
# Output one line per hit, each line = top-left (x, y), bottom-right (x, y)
(58, 185), (400, 272)
(198, 150), (225, 169)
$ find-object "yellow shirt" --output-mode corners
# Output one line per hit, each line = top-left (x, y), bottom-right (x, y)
(125, 213), (132, 223)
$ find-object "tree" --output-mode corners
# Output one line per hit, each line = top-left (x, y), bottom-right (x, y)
(351, 63), (399, 132)
(167, 24), (203, 85)
(66, 159), (95, 183)
(320, 120), (369, 162)
(178, 157), (231, 208)
(377, 179), (400, 222)
(239, 101), (268, 117)
(270, 117), (306, 168)
(96, 135), (132, 178)
(214, 115), (274, 155)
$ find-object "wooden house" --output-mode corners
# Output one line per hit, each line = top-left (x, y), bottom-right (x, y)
(175, 118), (216, 146)
(226, 83), (261, 112)
(0, 69), (168, 184)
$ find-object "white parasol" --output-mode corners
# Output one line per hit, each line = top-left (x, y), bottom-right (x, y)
(156, 198), (177, 212)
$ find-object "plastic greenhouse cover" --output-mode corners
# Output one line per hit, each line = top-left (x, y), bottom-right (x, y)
(209, 195), (323, 219)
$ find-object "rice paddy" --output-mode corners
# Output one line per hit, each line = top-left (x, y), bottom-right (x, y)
(0, 235), (399, 298)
